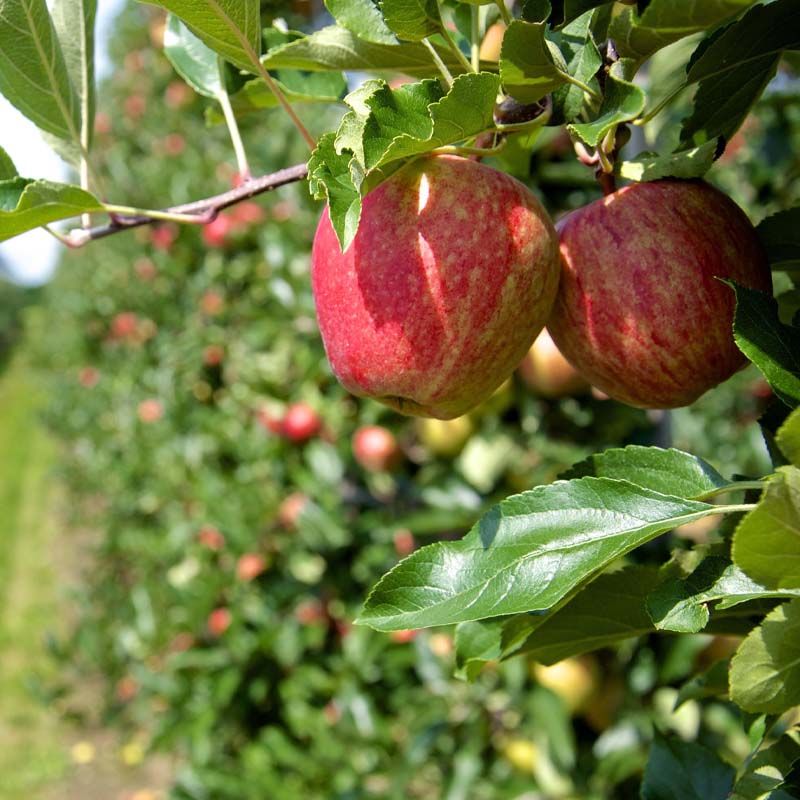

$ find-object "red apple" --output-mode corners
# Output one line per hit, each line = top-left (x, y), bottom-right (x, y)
(352, 425), (403, 471)
(110, 311), (138, 340)
(203, 344), (225, 367)
(78, 366), (100, 388)
(517, 328), (588, 398)
(311, 154), (560, 419)
(547, 179), (772, 409)
(278, 492), (308, 529)
(236, 552), (268, 581)
(200, 289), (225, 315)
(393, 528), (415, 557)
(207, 607), (232, 636)
(202, 216), (235, 249)
(137, 398), (163, 423)
(197, 525), (225, 551)
(281, 402), (321, 443)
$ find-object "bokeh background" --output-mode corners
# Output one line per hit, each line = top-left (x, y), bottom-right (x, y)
(1, 3), (798, 799)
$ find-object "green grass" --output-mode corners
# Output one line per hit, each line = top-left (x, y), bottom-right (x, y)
(0, 354), (68, 798)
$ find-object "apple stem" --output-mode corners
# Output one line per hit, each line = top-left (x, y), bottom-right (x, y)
(218, 57), (252, 181)
(423, 38), (455, 87)
(597, 170), (616, 195)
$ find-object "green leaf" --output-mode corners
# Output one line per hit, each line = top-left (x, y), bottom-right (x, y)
(617, 140), (718, 182)
(730, 730), (800, 800)
(729, 598), (800, 714)
(732, 467), (800, 591)
(380, 0), (442, 41)
(0, 177), (103, 242)
(163, 14), (223, 98)
(324, 0), (398, 44)
(727, 281), (800, 408)
(209, 72), (347, 120)
(358, 477), (717, 631)
(562, 445), (727, 499)
(454, 619), (504, 680)
(648, 555), (800, 634)
(548, 0), (615, 28)
(641, 734), (736, 800)
(261, 24), (463, 76)
(0, 145), (17, 180)
(517, 565), (661, 664)
(679, 0), (800, 147)
(0, 0), (81, 143)
(568, 58), (644, 146)
(137, 0), (260, 73)
(685, 1), (800, 86)
(777, 408), (800, 468)
(610, 0), (754, 64)
(307, 132), (363, 252)
(550, 10), (602, 123)
(757, 208), (800, 271)
(499, 20), (568, 104)
(50, 0), (97, 163)
(674, 660), (730, 708)
(312, 72), (500, 249)
(680, 53), (779, 148)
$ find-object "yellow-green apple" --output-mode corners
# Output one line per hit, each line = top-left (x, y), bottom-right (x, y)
(415, 415), (474, 457)
(352, 425), (403, 471)
(517, 328), (589, 398)
(547, 179), (772, 409)
(312, 155), (560, 419)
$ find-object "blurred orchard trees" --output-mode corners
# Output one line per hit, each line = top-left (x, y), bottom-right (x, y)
(24, 2), (797, 799)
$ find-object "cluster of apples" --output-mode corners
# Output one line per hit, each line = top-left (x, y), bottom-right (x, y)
(311, 155), (771, 416)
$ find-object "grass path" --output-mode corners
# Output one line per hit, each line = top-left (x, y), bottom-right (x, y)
(0, 355), (171, 799)
(0, 355), (68, 798)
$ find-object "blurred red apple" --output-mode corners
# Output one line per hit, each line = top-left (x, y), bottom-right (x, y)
(312, 154), (560, 419)
(281, 402), (321, 443)
(517, 328), (588, 398)
(207, 607), (231, 636)
(548, 180), (772, 408)
(110, 311), (138, 340)
(278, 492), (308, 529)
(137, 398), (163, 423)
(236, 553), (267, 581)
(390, 629), (418, 644)
(197, 525), (225, 550)
(352, 425), (403, 471)
(393, 528), (415, 557)
(150, 224), (177, 251)
(202, 216), (235, 248)
(200, 289), (225, 315)
(203, 344), (225, 367)
(79, 366), (100, 388)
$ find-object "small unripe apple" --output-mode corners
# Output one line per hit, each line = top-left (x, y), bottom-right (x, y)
(312, 154), (560, 419)
(415, 415), (474, 457)
(548, 179), (772, 408)
(281, 403), (322, 443)
(517, 328), (588, 398)
(532, 655), (599, 715)
(501, 738), (539, 774)
(352, 425), (403, 471)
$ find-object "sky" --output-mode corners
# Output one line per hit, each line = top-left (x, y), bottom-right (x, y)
(0, 0), (126, 285)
